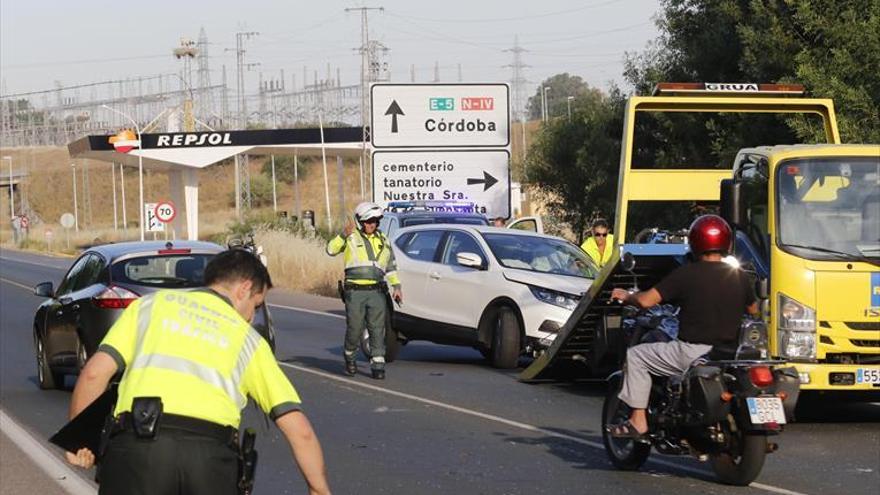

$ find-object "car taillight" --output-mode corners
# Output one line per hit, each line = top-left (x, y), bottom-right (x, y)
(93, 286), (140, 309)
(749, 366), (774, 388)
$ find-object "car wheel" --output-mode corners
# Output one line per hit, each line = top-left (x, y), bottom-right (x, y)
(76, 338), (88, 369)
(490, 307), (521, 369)
(35, 332), (60, 390)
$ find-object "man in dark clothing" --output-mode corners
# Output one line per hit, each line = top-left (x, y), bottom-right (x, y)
(609, 215), (758, 438)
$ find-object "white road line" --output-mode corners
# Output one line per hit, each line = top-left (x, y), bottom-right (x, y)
(0, 409), (97, 495)
(268, 302), (345, 320)
(278, 361), (810, 495)
(1, 277), (34, 291)
(0, 255), (67, 270)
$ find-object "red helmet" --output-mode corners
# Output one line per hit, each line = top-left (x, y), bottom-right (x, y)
(688, 215), (732, 256)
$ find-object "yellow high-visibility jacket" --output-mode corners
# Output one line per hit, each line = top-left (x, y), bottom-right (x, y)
(580, 233), (615, 268)
(326, 230), (401, 287)
(98, 290), (301, 428)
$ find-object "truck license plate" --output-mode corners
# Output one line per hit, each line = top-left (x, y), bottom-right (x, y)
(856, 368), (880, 384)
(746, 397), (786, 425)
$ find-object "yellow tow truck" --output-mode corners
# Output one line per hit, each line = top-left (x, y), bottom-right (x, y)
(522, 82), (880, 399)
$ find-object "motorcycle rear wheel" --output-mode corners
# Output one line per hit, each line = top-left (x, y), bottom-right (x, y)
(710, 432), (767, 486)
(602, 379), (650, 470)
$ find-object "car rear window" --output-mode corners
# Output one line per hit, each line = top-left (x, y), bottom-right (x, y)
(111, 254), (215, 288)
(401, 216), (488, 227)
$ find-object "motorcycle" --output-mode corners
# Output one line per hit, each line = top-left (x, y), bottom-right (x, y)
(602, 254), (800, 486)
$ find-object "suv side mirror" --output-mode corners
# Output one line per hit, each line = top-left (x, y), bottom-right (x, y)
(755, 277), (769, 300)
(720, 179), (744, 228)
(456, 252), (485, 270)
(34, 282), (54, 298)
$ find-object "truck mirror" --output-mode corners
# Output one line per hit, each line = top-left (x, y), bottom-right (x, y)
(756, 277), (769, 300)
(720, 179), (744, 228)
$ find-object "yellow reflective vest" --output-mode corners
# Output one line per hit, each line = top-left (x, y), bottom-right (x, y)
(580, 233), (615, 268)
(98, 290), (301, 428)
(326, 230), (401, 287)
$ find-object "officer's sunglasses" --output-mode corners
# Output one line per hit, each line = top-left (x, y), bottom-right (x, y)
(593, 232), (608, 237)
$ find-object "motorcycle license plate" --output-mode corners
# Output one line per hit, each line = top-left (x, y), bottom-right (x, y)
(856, 368), (880, 385)
(746, 397), (786, 425)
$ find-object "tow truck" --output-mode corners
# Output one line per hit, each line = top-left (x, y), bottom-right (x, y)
(522, 82), (880, 400)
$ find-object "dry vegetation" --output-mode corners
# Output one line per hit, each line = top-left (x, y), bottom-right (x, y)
(254, 229), (342, 297)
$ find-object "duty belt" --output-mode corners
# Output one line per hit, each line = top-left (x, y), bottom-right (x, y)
(344, 282), (384, 291)
(114, 412), (239, 446)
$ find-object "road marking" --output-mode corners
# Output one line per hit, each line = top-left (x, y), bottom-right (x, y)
(0, 257), (809, 495)
(278, 361), (810, 495)
(268, 303), (345, 320)
(1, 277), (34, 291)
(0, 409), (97, 495)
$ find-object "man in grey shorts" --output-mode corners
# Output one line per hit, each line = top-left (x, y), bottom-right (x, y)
(609, 215), (758, 439)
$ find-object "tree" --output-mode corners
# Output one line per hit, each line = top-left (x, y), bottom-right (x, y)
(525, 73), (601, 121)
(526, 88), (623, 242)
(626, 0), (880, 143)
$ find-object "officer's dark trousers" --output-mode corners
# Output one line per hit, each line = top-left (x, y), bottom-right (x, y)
(99, 429), (238, 495)
(343, 286), (387, 368)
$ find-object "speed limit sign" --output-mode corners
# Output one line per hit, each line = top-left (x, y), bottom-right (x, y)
(154, 201), (177, 223)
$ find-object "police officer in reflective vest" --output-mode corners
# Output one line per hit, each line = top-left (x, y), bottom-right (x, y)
(326, 202), (403, 379)
(65, 250), (331, 495)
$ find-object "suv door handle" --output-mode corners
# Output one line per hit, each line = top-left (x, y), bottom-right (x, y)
(429, 272), (441, 280)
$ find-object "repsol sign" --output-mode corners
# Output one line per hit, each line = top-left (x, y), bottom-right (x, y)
(156, 132), (233, 147)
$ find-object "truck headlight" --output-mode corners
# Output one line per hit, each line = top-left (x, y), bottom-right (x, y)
(529, 286), (579, 311)
(777, 293), (816, 360)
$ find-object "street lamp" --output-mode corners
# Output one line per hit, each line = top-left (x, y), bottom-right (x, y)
(102, 105), (144, 241)
(542, 86), (552, 122)
(71, 163), (79, 232)
(567, 96), (574, 121)
(2, 156), (12, 218)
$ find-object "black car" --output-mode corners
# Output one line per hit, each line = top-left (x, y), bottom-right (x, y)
(31, 240), (276, 389)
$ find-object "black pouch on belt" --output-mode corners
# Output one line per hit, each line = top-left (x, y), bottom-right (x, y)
(238, 428), (258, 495)
(130, 397), (163, 439)
(337, 280), (346, 301)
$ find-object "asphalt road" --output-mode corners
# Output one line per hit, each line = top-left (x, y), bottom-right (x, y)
(1, 250), (878, 495)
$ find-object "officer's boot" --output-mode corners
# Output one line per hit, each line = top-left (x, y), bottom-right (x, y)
(344, 351), (357, 376)
(370, 357), (385, 380)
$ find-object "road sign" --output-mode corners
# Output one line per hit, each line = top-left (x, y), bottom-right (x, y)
(60, 213), (75, 229)
(371, 84), (510, 148)
(154, 201), (177, 223)
(372, 150), (510, 218)
(144, 203), (164, 232)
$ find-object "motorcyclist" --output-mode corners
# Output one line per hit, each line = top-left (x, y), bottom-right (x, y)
(608, 215), (758, 439)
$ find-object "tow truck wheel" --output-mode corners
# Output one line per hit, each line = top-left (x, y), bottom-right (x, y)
(490, 307), (521, 369)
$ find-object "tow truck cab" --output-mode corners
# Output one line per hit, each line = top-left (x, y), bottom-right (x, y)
(722, 144), (880, 392)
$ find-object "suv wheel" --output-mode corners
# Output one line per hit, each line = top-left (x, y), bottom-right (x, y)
(490, 307), (521, 369)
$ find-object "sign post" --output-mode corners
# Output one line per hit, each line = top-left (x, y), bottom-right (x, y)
(144, 202), (164, 234)
(370, 83), (512, 218)
(60, 213), (75, 249)
(154, 201), (177, 240)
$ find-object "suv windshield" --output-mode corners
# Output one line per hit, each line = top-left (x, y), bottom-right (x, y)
(776, 156), (880, 260)
(401, 216), (489, 228)
(111, 254), (215, 288)
(482, 233), (598, 278)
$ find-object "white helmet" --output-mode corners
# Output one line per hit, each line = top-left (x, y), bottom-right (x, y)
(354, 202), (384, 229)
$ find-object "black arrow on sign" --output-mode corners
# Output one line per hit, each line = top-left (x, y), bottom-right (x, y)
(467, 171), (499, 191)
(385, 100), (404, 133)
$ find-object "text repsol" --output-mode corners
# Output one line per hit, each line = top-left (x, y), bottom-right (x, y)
(425, 118), (497, 133)
(156, 132), (233, 147)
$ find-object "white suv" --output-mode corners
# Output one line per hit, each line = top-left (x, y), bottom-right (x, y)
(385, 224), (599, 368)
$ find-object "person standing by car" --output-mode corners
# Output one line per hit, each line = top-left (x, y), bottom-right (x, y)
(607, 215), (758, 439)
(326, 202), (403, 379)
(581, 219), (615, 268)
(64, 249), (331, 495)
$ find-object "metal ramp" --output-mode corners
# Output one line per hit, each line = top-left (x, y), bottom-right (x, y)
(519, 244), (688, 382)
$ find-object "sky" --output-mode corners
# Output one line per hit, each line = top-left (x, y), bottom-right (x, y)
(0, 0), (662, 98)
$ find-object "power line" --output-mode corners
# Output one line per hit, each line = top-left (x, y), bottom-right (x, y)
(389, 0), (621, 24)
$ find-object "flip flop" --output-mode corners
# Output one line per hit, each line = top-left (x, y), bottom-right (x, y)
(606, 420), (648, 440)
